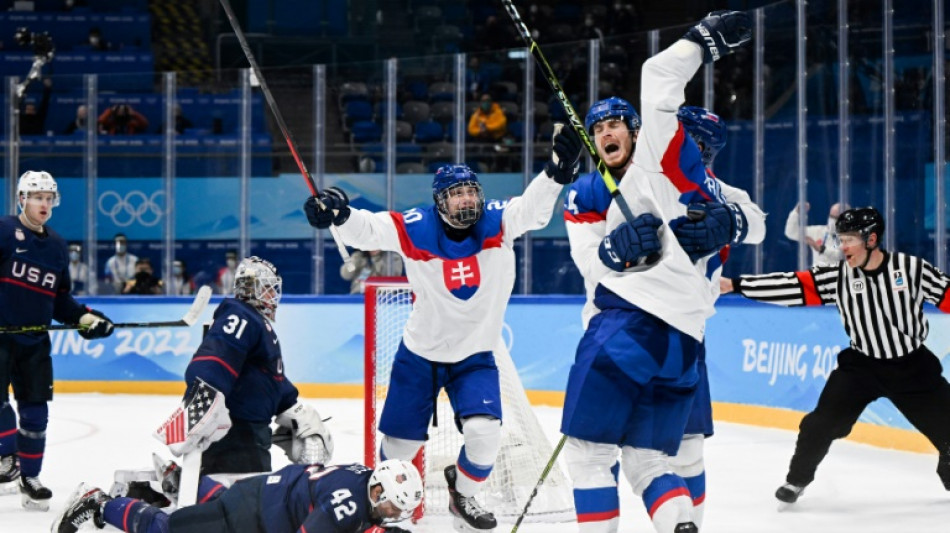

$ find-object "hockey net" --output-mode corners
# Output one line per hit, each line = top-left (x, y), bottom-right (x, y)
(364, 278), (574, 523)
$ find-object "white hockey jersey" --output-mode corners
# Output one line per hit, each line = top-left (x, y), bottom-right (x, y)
(596, 39), (766, 341)
(335, 173), (563, 363)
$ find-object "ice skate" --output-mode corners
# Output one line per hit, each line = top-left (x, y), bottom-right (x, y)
(444, 465), (496, 532)
(775, 482), (806, 506)
(50, 483), (110, 533)
(938, 453), (950, 491)
(674, 523), (698, 533)
(20, 475), (53, 511)
(153, 453), (181, 502)
(0, 454), (20, 495)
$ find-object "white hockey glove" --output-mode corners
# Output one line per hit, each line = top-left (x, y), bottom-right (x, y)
(154, 378), (232, 457)
(275, 402), (334, 464)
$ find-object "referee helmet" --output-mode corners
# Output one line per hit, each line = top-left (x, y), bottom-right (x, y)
(836, 207), (884, 247)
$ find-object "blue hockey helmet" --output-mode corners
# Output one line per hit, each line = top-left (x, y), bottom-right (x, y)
(432, 164), (485, 227)
(677, 106), (727, 166)
(585, 97), (641, 135)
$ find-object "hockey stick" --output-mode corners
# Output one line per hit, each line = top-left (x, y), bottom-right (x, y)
(0, 285), (212, 335)
(176, 450), (202, 507)
(500, 0), (658, 264)
(510, 434), (567, 533)
(217, 0), (350, 262)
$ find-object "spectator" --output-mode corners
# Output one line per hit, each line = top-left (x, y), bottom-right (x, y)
(784, 202), (845, 266)
(157, 104), (194, 134)
(215, 250), (238, 294)
(104, 233), (139, 294)
(122, 258), (163, 295)
(20, 78), (51, 136)
(467, 93), (508, 142)
(465, 56), (489, 102)
(62, 105), (92, 135)
(86, 27), (110, 51)
(68, 243), (91, 296)
(98, 104), (149, 135)
(168, 259), (195, 295)
(340, 250), (404, 294)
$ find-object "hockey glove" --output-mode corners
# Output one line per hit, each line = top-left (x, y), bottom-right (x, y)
(598, 213), (663, 272)
(304, 187), (351, 230)
(78, 308), (114, 340)
(673, 202), (748, 262)
(683, 10), (753, 63)
(154, 378), (231, 457)
(275, 402), (334, 464)
(544, 124), (584, 185)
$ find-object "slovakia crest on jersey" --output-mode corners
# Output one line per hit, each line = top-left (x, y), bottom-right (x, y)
(443, 256), (481, 300)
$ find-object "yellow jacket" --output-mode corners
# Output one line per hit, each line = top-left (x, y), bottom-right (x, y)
(467, 103), (508, 140)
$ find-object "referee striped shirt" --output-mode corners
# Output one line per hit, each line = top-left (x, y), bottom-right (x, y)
(735, 251), (950, 360)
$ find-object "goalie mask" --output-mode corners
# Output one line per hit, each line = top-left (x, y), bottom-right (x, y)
(433, 164), (485, 228)
(368, 459), (423, 523)
(233, 256), (282, 321)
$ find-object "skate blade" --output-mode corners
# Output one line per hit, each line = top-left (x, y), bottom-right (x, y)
(21, 492), (50, 511)
(776, 500), (795, 512)
(452, 515), (495, 533)
(0, 480), (18, 496)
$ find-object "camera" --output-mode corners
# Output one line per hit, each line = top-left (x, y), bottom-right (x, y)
(14, 27), (55, 62)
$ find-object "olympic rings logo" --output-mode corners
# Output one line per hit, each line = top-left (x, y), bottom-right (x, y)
(98, 190), (166, 227)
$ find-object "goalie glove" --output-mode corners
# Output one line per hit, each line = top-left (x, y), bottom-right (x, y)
(272, 426), (332, 465)
(275, 402), (334, 464)
(154, 378), (231, 457)
(683, 10), (753, 63)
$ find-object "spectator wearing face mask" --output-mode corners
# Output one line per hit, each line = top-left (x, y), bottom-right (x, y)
(68, 243), (90, 295)
(122, 258), (163, 295)
(104, 233), (138, 294)
(215, 250), (238, 294)
(168, 259), (195, 295)
(784, 202), (845, 266)
(467, 92), (508, 142)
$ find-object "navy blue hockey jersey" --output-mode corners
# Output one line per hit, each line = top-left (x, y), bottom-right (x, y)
(260, 463), (378, 533)
(184, 298), (298, 422)
(0, 215), (86, 344)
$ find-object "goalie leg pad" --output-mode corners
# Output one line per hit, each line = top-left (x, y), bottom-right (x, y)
(379, 435), (424, 462)
(565, 437), (621, 531)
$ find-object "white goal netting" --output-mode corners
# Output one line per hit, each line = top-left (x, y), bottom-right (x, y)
(364, 280), (574, 522)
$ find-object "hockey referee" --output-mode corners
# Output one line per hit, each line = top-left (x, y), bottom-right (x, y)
(721, 206), (950, 504)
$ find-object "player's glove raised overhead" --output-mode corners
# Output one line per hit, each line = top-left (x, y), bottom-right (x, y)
(683, 10), (752, 63)
(598, 213), (663, 271)
(673, 202), (748, 262)
(304, 187), (350, 230)
(78, 308), (114, 340)
(544, 124), (583, 185)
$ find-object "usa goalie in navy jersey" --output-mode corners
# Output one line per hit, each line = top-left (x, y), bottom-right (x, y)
(154, 256), (333, 479)
(52, 459), (423, 533)
(0, 171), (114, 511)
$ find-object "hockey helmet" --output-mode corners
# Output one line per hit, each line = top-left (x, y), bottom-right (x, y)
(585, 96), (641, 135)
(432, 164), (485, 228)
(835, 207), (884, 247)
(233, 256), (282, 320)
(17, 170), (60, 208)
(677, 106), (727, 166)
(368, 459), (423, 522)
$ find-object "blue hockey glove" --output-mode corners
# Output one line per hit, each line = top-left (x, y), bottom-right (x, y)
(683, 10), (752, 63)
(304, 187), (350, 229)
(598, 213), (663, 271)
(78, 308), (114, 340)
(544, 124), (584, 185)
(673, 202), (748, 262)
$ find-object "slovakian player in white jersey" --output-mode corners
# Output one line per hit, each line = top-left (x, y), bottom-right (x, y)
(559, 11), (762, 533)
(304, 128), (583, 532)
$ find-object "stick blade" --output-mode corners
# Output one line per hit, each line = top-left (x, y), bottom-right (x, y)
(182, 286), (212, 327)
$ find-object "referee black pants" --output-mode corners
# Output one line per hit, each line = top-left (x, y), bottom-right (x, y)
(787, 346), (950, 487)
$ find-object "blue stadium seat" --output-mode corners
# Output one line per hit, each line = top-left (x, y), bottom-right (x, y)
(344, 100), (374, 127)
(413, 120), (444, 143)
(351, 120), (383, 144)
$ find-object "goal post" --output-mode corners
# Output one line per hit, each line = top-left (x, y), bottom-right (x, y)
(364, 277), (575, 523)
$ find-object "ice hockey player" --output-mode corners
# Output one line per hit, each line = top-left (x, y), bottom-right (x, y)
(0, 170), (114, 511)
(304, 126), (584, 532)
(51, 459), (423, 533)
(154, 256), (332, 481)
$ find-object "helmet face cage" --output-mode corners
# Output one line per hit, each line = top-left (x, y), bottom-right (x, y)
(677, 106), (727, 166)
(834, 207), (885, 247)
(585, 96), (642, 135)
(367, 459), (423, 523)
(17, 171), (60, 209)
(432, 164), (485, 227)
(233, 256), (282, 320)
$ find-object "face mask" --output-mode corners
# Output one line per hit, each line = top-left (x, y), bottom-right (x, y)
(69, 251), (80, 262)
(116, 242), (127, 254)
(480, 102), (491, 112)
(173, 266), (183, 276)
(226, 258), (237, 268)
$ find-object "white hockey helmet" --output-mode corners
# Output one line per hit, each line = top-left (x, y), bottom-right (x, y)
(233, 256), (282, 321)
(368, 459), (423, 522)
(17, 170), (60, 208)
